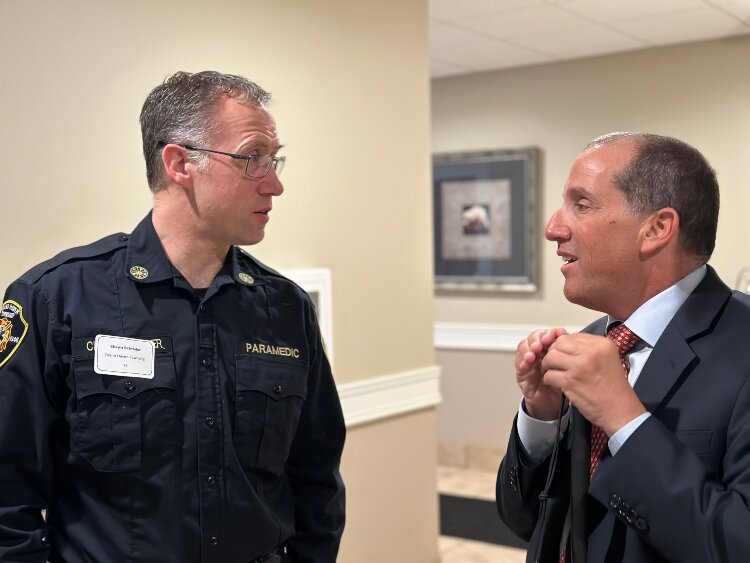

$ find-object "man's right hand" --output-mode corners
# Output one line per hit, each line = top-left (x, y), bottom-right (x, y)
(515, 328), (568, 420)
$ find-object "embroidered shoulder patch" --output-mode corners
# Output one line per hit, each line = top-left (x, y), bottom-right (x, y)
(0, 300), (29, 369)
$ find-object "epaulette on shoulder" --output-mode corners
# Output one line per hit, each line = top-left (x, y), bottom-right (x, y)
(20, 233), (128, 285)
(236, 246), (285, 279)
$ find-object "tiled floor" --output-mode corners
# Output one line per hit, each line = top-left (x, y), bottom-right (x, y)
(440, 536), (526, 563)
(438, 465), (526, 563)
(437, 466), (498, 500)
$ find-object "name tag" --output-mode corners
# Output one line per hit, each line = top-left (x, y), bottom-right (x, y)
(94, 335), (155, 379)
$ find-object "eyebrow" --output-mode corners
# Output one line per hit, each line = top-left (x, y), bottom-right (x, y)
(565, 186), (595, 201)
(241, 142), (285, 154)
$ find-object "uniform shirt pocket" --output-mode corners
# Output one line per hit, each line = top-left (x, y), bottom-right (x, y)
(69, 339), (178, 473)
(233, 354), (307, 469)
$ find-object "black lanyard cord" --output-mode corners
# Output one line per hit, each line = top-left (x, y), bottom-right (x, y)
(533, 393), (568, 563)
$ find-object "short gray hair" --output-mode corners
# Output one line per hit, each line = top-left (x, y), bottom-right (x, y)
(587, 132), (719, 261)
(140, 71), (271, 192)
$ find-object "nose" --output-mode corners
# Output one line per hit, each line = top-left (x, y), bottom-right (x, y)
(258, 169), (284, 196)
(545, 209), (569, 242)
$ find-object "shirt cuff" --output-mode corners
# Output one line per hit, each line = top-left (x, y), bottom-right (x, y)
(517, 398), (570, 463)
(608, 412), (651, 456)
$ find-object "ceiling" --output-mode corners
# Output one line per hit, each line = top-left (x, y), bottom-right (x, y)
(430, 0), (750, 78)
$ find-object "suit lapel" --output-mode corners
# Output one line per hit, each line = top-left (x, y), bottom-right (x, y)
(632, 327), (695, 410)
(569, 407), (590, 563)
(570, 318), (608, 562)
(634, 266), (731, 410)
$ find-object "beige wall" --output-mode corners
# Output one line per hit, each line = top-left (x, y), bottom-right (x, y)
(433, 36), (750, 329)
(433, 37), (750, 450)
(1, 1), (438, 561)
(437, 349), (519, 451)
(339, 410), (439, 563)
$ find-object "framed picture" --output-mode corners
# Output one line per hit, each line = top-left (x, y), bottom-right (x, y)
(433, 147), (538, 292)
(280, 268), (334, 367)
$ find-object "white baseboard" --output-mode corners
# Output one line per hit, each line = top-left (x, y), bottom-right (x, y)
(338, 365), (442, 428)
(434, 322), (584, 352)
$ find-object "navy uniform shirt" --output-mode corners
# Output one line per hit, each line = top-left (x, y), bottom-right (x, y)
(0, 214), (345, 563)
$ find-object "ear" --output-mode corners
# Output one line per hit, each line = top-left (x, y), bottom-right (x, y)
(639, 207), (679, 256)
(160, 144), (193, 190)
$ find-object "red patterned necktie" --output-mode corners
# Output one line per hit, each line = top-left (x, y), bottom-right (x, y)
(589, 323), (640, 477)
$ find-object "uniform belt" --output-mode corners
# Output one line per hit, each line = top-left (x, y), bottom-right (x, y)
(251, 547), (285, 563)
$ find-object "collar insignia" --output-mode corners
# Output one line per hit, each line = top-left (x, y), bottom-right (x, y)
(130, 265), (149, 280)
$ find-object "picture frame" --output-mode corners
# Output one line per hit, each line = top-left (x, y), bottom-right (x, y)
(433, 147), (538, 292)
(281, 268), (334, 367)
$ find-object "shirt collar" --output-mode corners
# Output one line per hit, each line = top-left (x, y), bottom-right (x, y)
(231, 246), (267, 288)
(608, 265), (707, 347)
(125, 212), (174, 284)
(125, 212), (266, 289)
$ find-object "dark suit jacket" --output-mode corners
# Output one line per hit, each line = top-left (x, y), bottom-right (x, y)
(496, 266), (750, 562)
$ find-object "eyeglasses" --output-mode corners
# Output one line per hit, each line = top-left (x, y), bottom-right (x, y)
(177, 144), (285, 178)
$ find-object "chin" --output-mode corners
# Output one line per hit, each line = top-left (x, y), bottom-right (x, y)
(562, 286), (579, 306)
(242, 231), (265, 246)
(564, 284), (590, 307)
(564, 287), (608, 314)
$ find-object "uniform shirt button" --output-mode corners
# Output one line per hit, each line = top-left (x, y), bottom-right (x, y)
(273, 384), (283, 394)
(125, 381), (135, 393)
(205, 417), (215, 427)
(207, 475), (217, 487)
(635, 517), (648, 531)
(202, 358), (212, 368)
(209, 536), (219, 546)
(198, 304), (206, 312)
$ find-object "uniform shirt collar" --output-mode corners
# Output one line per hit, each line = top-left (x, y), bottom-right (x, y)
(126, 212), (266, 288)
(231, 247), (267, 288)
(607, 265), (707, 347)
(125, 212), (174, 284)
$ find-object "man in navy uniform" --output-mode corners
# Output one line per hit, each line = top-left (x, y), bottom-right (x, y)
(0, 71), (345, 563)
(496, 132), (750, 562)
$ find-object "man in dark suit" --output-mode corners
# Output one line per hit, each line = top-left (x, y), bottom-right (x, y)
(496, 132), (750, 562)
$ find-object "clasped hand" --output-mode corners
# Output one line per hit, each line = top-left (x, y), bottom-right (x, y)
(516, 329), (646, 437)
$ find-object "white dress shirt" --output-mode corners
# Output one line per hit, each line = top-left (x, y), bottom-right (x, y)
(517, 265), (707, 462)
